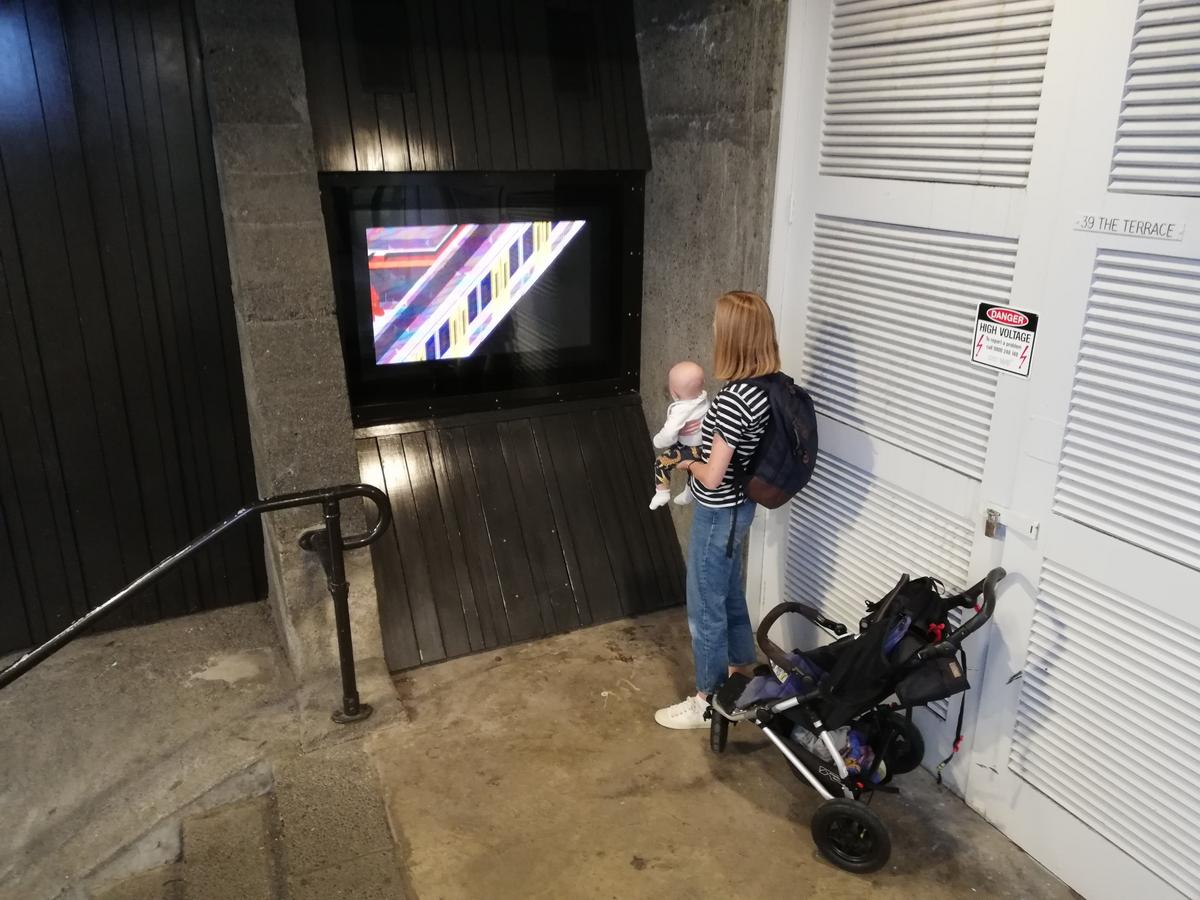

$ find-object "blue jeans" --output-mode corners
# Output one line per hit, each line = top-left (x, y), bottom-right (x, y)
(686, 500), (758, 694)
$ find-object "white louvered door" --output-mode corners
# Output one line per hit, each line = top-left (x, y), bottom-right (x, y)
(966, 3), (1200, 898)
(760, 2), (1199, 898)
(761, 0), (1049, 797)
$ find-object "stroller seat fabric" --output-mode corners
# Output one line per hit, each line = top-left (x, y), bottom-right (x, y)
(731, 576), (970, 730)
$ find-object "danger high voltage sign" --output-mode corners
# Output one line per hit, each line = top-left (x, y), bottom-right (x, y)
(971, 303), (1039, 378)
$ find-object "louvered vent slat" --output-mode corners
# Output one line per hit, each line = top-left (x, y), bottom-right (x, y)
(1011, 563), (1200, 897)
(786, 453), (974, 718)
(804, 215), (1009, 479)
(821, 0), (1053, 185)
(1054, 249), (1200, 570)
(1111, 1), (1200, 195)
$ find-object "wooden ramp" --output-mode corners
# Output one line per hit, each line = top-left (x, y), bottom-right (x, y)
(356, 396), (685, 670)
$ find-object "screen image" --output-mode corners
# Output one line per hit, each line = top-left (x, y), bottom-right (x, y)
(367, 220), (587, 365)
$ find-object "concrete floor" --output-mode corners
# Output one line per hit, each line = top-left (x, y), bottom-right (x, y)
(368, 609), (1077, 900)
(0, 602), (402, 900)
(2, 601), (1077, 899)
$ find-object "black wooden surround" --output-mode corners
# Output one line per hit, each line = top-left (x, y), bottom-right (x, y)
(0, 0), (264, 654)
(357, 397), (683, 671)
(295, 0), (651, 173)
(296, 0), (677, 668)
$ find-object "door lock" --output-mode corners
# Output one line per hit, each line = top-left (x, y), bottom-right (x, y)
(984, 508), (1002, 538)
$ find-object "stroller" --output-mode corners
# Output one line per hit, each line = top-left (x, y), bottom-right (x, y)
(708, 567), (1005, 873)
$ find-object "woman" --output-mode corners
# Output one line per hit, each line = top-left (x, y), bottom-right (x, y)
(655, 290), (779, 729)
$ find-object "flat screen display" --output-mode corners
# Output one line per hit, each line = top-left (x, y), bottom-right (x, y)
(366, 220), (588, 365)
(321, 172), (643, 424)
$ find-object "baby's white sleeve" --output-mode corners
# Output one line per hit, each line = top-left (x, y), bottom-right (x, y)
(651, 405), (687, 448)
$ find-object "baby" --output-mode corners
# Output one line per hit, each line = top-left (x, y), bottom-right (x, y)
(649, 361), (709, 510)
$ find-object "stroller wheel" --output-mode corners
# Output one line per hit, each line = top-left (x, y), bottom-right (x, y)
(811, 799), (891, 874)
(710, 711), (729, 753)
(880, 712), (924, 776)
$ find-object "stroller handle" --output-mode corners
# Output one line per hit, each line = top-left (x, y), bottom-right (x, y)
(755, 601), (847, 678)
(916, 566), (1007, 661)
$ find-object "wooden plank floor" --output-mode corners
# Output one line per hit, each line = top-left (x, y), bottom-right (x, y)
(357, 396), (685, 671)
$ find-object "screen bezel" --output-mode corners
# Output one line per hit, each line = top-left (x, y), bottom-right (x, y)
(321, 171), (644, 425)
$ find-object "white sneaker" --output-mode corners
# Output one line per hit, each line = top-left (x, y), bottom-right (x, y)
(654, 695), (709, 729)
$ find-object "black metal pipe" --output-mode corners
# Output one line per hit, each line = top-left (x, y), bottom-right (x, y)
(0, 484), (393, 716)
(322, 498), (371, 723)
(0, 504), (258, 690)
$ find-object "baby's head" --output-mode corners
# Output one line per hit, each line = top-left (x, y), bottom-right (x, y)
(668, 361), (705, 401)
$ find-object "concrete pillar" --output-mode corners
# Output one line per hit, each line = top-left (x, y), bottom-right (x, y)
(634, 0), (788, 550)
(192, 0), (384, 680)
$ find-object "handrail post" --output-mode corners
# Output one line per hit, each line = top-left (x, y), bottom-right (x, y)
(321, 497), (372, 724)
(0, 483), (392, 719)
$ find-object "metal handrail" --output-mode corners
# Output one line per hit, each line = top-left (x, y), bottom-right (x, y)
(0, 483), (393, 724)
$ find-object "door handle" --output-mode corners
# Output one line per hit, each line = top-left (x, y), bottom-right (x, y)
(982, 504), (1040, 540)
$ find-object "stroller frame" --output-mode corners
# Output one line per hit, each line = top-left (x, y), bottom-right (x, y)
(707, 567), (1006, 873)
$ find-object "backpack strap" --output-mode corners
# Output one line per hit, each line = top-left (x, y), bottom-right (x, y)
(720, 376), (776, 557)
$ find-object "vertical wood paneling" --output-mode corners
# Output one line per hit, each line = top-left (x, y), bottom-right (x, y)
(333, 0), (385, 171)
(0, 0), (263, 655)
(529, 418), (590, 626)
(434, 1), (480, 171)
(98, 0), (203, 615)
(376, 435), (447, 662)
(441, 426), (510, 646)
(1, 6), (130, 620)
(458, 0), (493, 171)
(65, 0), (189, 621)
(539, 414), (618, 624)
(613, 0), (650, 170)
(497, 420), (577, 633)
(618, 403), (687, 597)
(466, 422), (546, 642)
(603, 406), (673, 612)
(296, 0), (651, 173)
(127, 0), (222, 602)
(295, 0), (358, 171)
(357, 441), (422, 669)
(426, 430), (486, 651)
(401, 432), (472, 658)
(474, 0), (519, 170)
(499, 0), (533, 169)
(359, 398), (681, 671)
(573, 410), (643, 616)
(0, 156), (89, 639)
(413, 0), (455, 172)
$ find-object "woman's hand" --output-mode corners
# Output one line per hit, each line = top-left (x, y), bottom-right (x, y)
(684, 434), (734, 490)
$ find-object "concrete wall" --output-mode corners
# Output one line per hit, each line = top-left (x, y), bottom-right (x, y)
(634, 0), (789, 546)
(193, 0), (385, 681)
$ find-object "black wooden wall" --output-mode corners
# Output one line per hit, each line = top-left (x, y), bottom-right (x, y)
(0, 0), (264, 655)
(357, 397), (682, 670)
(295, 0), (652, 173)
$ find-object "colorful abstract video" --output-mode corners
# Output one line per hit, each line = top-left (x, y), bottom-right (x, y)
(367, 221), (586, 364)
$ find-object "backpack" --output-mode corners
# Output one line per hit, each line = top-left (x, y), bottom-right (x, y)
(732, 372), (818, 509)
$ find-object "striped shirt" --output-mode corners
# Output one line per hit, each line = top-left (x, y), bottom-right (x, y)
(690, 382), (770, 508)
